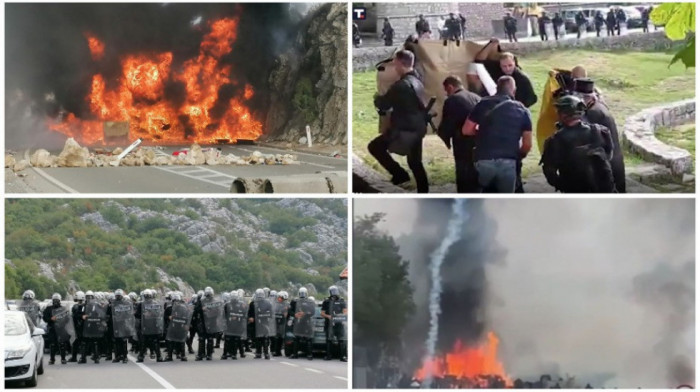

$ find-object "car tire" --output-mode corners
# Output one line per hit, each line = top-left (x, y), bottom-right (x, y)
(37, 357), (44, 375)
(26, 365), (38, 387)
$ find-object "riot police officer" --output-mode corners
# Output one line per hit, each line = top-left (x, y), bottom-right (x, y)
(248, 288), (274, 360)
(43, 293), (71, 365)
(69, 291), (86, 362)
(321, 286), (347, 362)
(540, 95), (615, 193)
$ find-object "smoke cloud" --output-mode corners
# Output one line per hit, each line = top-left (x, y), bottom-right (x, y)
(5, 3), (312, 148)
(354, 199), (695, 388)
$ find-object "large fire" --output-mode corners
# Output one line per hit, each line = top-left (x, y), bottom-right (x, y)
(50, 17), (263, 146)
(414, 331), (512, 388)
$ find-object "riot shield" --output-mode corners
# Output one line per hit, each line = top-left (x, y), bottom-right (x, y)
(83, 301), (107, 338)
(166, 302), (192, 342)
(224, 299), (248, 338)
(18, 300), (41, 325)
(274, 301), (289, 338)
(254, 298), (273, 338)
(201, 297), (225, 334)
(52, 306), (75, 343)
(141, 300), (164, 335)
(545, 23), (554, 38)
(293, 298), (315, 338)
(111, 299), (136, 338)
(330, 299), (347, 341)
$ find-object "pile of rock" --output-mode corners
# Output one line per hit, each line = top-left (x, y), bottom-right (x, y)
(5, 138), (300, 172)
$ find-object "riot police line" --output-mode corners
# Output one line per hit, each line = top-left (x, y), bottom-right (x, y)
(17, 285), (347, 366)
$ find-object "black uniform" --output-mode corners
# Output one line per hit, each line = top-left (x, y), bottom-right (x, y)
(288, 299), (313, 359)
(247, 300), (271, 359)
(193, 298), (217, 360)
(369, 70), (429, 193)
(615, 9), (626, 35)
(106, 301), (129, 363)
(437, 88), (481, 193)
(134, 301), (163, 362)
(594, 12), (605, 37)
(606, 11), (616, 36)
(43, 303), (69, 363)
(504, 15), (518, 42)
(382, 20), (394, 46)
(540, 121), (615, 193)
(538, 15), (551, 41)
(445, 16), (461, 41)
(575, 11), (586, 39)
(352, 22), (361, 47)
(585, 100), (626, 193)
(272, 299), (289, 356)
(458, 14), (467, 38)
(415, 18), (430, 35)
(186, 298), (197, 354)
(552, 14), (564, 40)
(321, 296), (347, 361)
(642, 8), (650, 33)
(70, 302), (85, 362)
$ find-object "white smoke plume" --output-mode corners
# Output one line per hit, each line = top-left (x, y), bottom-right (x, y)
(423, 199), (467, 386)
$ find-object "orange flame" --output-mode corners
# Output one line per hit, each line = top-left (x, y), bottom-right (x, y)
(414, 332), (512, 388)
(50, 17), (262, 146)
(85, 33), (105, 61)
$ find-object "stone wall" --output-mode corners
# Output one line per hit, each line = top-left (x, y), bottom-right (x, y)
(457, 3), (506, 38)
(622, 99), (695, 175)
(375, 2), (460, 40)
(353, 31), (677, 72)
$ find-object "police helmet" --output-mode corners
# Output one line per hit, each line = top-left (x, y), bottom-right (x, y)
(75, 291), (86, 302)
(555, 95), (586, 115)
(329, 285), (340, 297)
(254, 288), (265, 299)
(298, 287), (308, 299)
(204, 287), (214, 297)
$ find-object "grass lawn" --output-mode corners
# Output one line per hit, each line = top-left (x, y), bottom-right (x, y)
(656, 124), (696, 173)
(353, 49), (695, 188)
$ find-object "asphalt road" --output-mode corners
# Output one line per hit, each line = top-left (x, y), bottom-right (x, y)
(6, 144), (347, 194)
(10, 352), (347, 389)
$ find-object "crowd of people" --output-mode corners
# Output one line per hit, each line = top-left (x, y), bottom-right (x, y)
(514, 6), (657, 42)
(17, 285), (347, 366)
(368, 37), (626, 194)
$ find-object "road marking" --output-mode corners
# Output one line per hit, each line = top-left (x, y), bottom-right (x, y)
(152, 165), (235, 188)
(22, 149), (80, 193)
(334, 376), (348, 381)
(304, 367), (324, 374)
(127, 355), (175, 389)
(280, 361), (299, 367)
(31, 167), (80, 193)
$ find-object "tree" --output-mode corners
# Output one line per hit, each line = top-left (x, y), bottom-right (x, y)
(353, 214), (415, 355)
(651, 3), (695, 68)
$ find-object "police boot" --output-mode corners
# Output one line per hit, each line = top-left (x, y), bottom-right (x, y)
(340, 344), (347, 362)
(49, 343), (57, 365)
(254, 339), (262, 359)
(264, 338), (270, 360)
(164, 342), (173, 362)
(195, 339), (205, 361)
(180, 344), (188, 361)
(137, 343), (146, 362)
(155, 344), (164, 362)
(238, 339), (246, 358)
(291, 339), (299, 359)
(307, 339), (314, 360)
(206, 338), (214, 360)
(214, 335), (221, 349)
(92, 342), (100, 364)
(325, 340), (332, 361)
(69, 340), (79, 362)
(221, 339), (229, 359)
(187, 340), (195, 354)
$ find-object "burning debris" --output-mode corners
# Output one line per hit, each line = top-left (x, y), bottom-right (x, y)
(47, 17), (262, 146)
(5, 138), (299, 172)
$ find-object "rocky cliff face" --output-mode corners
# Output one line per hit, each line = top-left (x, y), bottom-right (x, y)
(264, 3), (347, 146)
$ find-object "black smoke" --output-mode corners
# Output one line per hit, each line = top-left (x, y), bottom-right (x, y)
(395, 199), (506, 370)
(5, 3), (312, 147)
